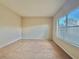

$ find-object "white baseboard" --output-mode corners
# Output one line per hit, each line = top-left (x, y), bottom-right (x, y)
(0, 37), (21, 48)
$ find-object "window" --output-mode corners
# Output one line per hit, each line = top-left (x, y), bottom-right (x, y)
(57, 7), (79, 47)
(58, 7), (79, 27)
(67, 7), (79, 27)
(58, 16), (66, 27)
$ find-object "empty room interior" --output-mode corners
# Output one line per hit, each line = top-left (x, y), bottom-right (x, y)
(0, 0), (79, 59)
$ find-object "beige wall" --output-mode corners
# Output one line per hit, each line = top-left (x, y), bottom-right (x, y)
(22, 17), (52, 40)
(0, 4), (21, 48)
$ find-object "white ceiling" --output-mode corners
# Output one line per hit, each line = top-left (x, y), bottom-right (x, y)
(0, 0), (66, 17)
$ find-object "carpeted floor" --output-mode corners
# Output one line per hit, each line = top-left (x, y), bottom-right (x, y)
(0, 40), (72, 59)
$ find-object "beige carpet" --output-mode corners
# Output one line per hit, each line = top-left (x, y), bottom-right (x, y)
(0, 40), (72, 59)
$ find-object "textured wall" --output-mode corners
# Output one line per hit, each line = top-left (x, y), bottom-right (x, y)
(22, 17), (52, 40)
(0, 4), (21, 47)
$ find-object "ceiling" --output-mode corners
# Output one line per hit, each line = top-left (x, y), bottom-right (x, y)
(0, 0), (66, 17)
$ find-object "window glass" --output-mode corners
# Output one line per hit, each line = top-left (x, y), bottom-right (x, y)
(57, 7), (79, 47)
(58, 7), (79, 27)
(58, 16), (66, 27)
(68, 7), (79, 26)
